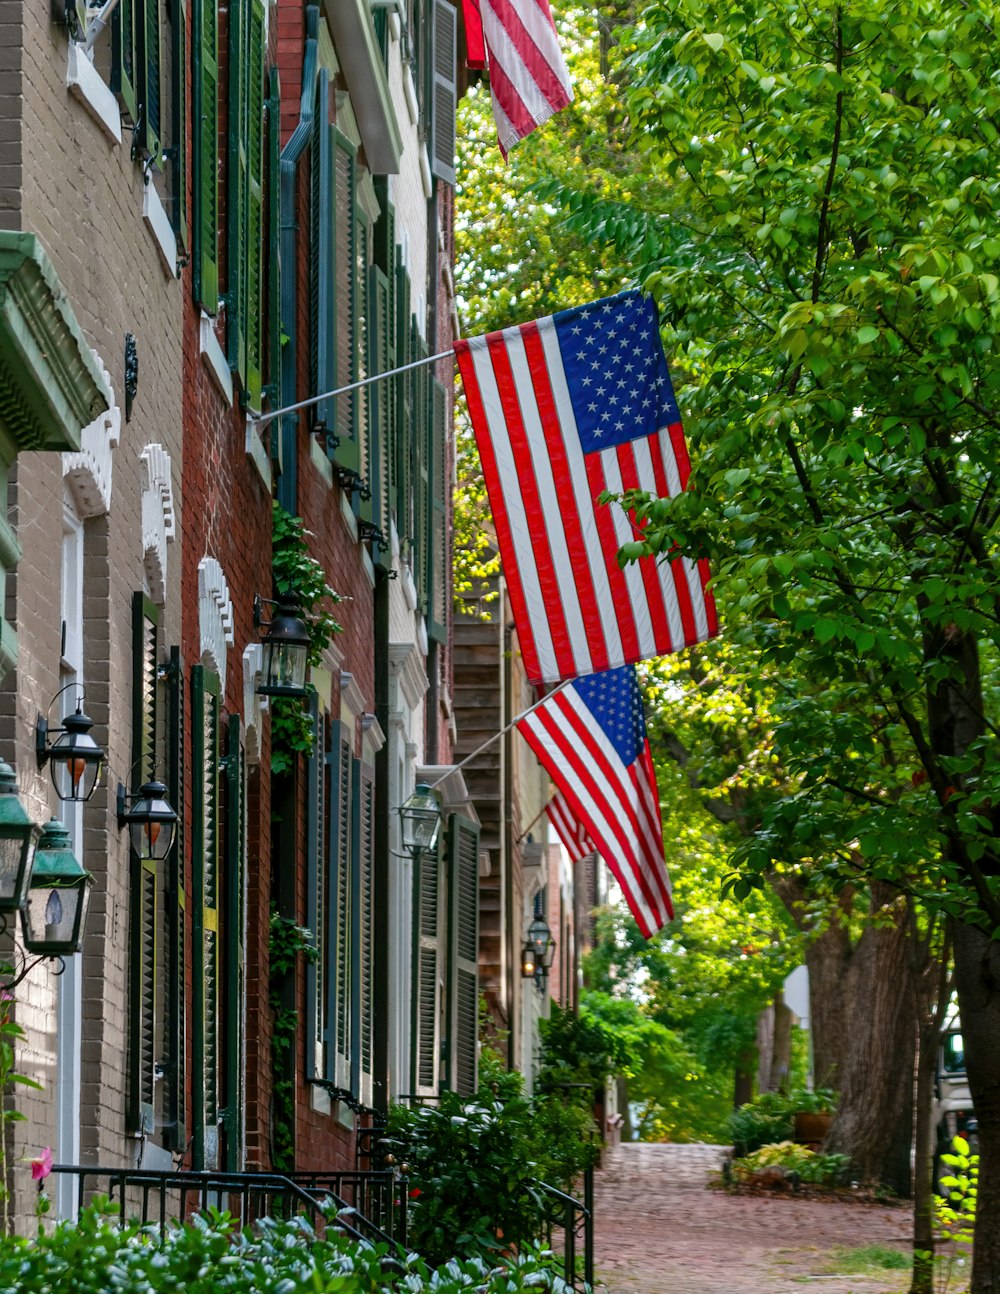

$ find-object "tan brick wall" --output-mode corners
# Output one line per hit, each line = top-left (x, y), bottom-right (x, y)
(0, 5), (184, 1220)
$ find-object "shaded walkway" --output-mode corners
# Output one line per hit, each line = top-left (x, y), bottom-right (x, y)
(592, 1143), (914, 1293)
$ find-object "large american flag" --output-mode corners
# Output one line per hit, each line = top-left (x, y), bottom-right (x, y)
(519, 666), (673, 938)
(455, 291), (718, 686)
(471, 0), (573, 157)
(546, 790), (596, 864)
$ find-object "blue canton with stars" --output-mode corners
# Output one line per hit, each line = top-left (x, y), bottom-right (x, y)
(572, 666), (648, 766)
(553, 291), (681, 454)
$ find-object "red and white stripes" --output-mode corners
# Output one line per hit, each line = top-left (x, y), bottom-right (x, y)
(478, 0), (573, 157)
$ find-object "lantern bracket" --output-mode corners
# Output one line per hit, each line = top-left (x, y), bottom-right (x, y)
(0, 913), (67, 989)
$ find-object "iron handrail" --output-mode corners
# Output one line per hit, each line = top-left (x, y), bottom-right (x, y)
(534, 1168), (594, 1291)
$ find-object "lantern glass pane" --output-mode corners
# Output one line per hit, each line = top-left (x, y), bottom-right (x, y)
(268, 641), (308, 692)
(51, 755), (101, 802)
(0, 834), (30, 906)
(129, 818), (174, 861)
(24, 884), (81, 950)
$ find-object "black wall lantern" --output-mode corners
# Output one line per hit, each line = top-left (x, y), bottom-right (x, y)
(0, 761), (40, 913)
(21, 819), (92, 956)
(254, 595), (311, 698)
(36, 689), (105, 802)
(117, 779), (178, 860)
(520, 941), (539, 979)
(399, 783), (442, 856)
(524, 915), (555, 986)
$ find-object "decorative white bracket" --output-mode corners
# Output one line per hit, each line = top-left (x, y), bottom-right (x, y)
(139, 443), (175, 605)
(63, 351), (119, 518)
(198, 556), (235, 691)
(242, 642), (267, 766)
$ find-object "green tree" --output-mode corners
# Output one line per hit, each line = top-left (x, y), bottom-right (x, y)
(610, 3), (1000, 1287)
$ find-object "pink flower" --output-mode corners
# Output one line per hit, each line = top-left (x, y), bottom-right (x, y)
(0, 987), (14, 1002)
(30, 1148), (52, 1182)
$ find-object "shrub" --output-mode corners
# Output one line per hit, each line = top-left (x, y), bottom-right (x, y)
(0, 1200), (573, 1293)
(732, 1140), (850, 1186)
(727, 1091), (795, 1156)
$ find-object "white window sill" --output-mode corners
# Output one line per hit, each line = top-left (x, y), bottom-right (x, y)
(245, 417), (272, 490)
(142, 180), (178, 278)
(199, 312), (233, 405)
(66, 44), (122, 144)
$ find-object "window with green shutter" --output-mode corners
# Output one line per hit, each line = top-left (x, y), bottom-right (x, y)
(113, 0), (163, 164)
(191, 665), (221, 1169)
(363, 265), (393, 554)
(266, 66), (282, 408)
(306, 701), (329, 1081)
(430, 0), (457, 184)
(331, 725), (354, 1090)
(411, 829), (441, 1095)
(427, 378), (448, 642)
(447, 815), (480, 1097)
(192, 0), (219, 312)
(332, 132), (361, 484)
(222, 715), (246, 1170)
(310, 71), (334, 437)
(127, 595), (160, 1137)
(394, 254), (413, 542)
(169, 0), (188, 249)
(164, 646), (186, 1150)
(352, 764), (375, 1105)
(412, 330), (431, 612)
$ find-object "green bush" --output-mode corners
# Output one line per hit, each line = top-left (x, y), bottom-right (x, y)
(727, 1091), (795, 1155)
(732, 1140), (850, 1186)
(0, 1199), (572, 1293)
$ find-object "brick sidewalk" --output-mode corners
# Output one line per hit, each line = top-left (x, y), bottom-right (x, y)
(592, 1143), (913, 1293)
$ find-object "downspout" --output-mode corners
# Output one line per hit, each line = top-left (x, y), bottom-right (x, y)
(277, 7), (320, 515)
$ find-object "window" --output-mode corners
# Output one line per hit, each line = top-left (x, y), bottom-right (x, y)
(221, 715), (247, 1170)
(192, 0), (219, 312)
(430, 0), (457, 184)
(353, 763), (375, 1105)
(191, 664), (221, 1168)
(447, 814), (480, 1096)
(332, 131), (361, 483)
(310, 70), (334, 436)
(427, 378), (448, 641)
(307, 702), (330, 1081)
(412, 824), (441, 1095)
(113, 0), (163, 164)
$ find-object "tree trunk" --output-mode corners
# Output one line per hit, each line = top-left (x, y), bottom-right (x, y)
(769, 989), (792, 1093)
(757, 1003), (775, 1093)
(954, 921), (1000, 1294)
(803, 918), (853, 1091)
(734, 1046), (755, 1108)
(825, 883), (916, 1197)
(910, 1017), (938, 1294)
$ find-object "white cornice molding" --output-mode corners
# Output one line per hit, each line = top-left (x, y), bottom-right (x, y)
(388, 640), (428, 711)
(340, 670), (367, 721)
(242, 642), (266, 765)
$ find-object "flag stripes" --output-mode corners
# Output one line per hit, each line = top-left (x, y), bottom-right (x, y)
(479, 0), (573, 157)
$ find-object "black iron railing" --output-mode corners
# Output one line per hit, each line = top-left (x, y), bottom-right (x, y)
(49, 1164), (399, 1250)
(285, 1169), (407, 1248)
(536, 1167), (594, 1292)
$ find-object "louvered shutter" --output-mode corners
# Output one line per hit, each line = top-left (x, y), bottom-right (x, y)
(244, 0), (266, 411)
(353, 765), (375, 1104)
(358, 218), (376, 528)
(226, 0), (248, 385)
(394, 255), (412, 538)
(165, 646), (186, 1149)
(447, 815), (480, 1096)
(310, 72), (334, 435)
(330, 724), (353, 1089)
(170, 0), (188, 248)
(306, 701), (328, 1080)
(193, 0), (219, 312)
(222, 715), (246, 1170)
(191, 666), (221, 1169)
(427, 379), (448, 642)
(413, 834), (441, 1094)
(113, 0), (139, 125)
(141, 0), (163, 163)
(266, 67), (282, 407)
(367, 266), (393, 550)
(412, 330), (430, 612)
(332, 132), (360, 478)
(430, 0), (457, 184)
(128, 595), (160, 1135)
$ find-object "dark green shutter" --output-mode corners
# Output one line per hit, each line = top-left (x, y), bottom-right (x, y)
(192, 0), (219, 312)
(394, 254), (412, 539)
(222, 715), (246, 1170)
(165, 646), (186, 1150)
(366, 266), (393, 551)
(266, 67), (282, 407)
(141, 0), (163, 163)
(170, 0), (188, 248)
(412, 834), (440, 1094)
(128, 595), (160, 1135)
(427, 379), (448, 642)
(306, 701), (328, 1080)
(226, 0), (248, 384)
(191, 666), (221, 1169)
(330, 724), (353, 1088)
(244, 0), (266, 410)
(310, 72), (334, 434)
(412, 330), (430, 612)
(430, 0), (456, 184)
(447, 815), (480, 1097)
(332, 132), (360, 477)
(352, 765), (375, 1101)
(113, 0), (139, 125)
(358, 215), (374, 522)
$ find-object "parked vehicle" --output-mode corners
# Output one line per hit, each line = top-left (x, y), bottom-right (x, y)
(933, 1025), (978, 1186)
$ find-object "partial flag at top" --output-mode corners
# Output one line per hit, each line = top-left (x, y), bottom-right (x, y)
(467, 0), (574, 157)
(519, 666), (673, 938)
(454, 290), (718, 687)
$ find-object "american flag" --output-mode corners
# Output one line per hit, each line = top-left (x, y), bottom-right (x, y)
(469, 0), (573, 157)
(454, 291), (718, 687)
(546, 790), (596, 864)
(518, 666), (673, 938)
